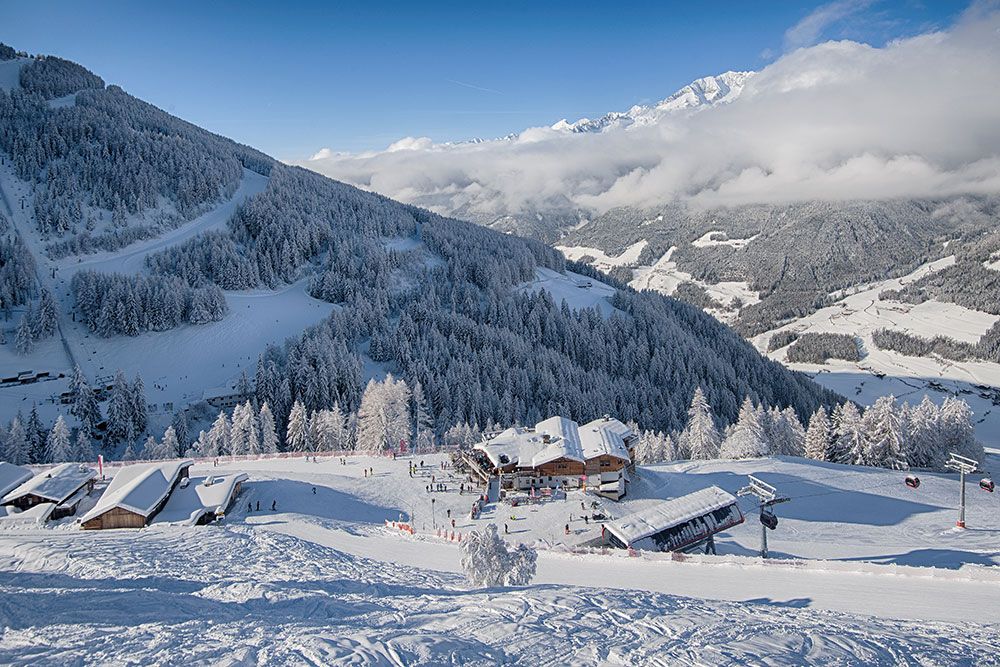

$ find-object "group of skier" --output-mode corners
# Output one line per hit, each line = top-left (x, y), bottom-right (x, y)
(246, 499), (277, 512)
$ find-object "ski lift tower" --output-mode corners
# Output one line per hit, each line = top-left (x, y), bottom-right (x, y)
(737, 475), (789, 559)
(945, 452), (979, 529)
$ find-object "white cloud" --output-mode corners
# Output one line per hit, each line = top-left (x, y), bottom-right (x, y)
(298, 9), (1000, 218)
(783, 0), (874, 51)
(309, 147), (334, 161)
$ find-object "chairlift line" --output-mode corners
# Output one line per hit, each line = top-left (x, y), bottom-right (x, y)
(737, 474), (788, 559)
(945, 452), (980, 529)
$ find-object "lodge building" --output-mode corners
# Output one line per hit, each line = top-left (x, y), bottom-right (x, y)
(472, 415), (636, 499)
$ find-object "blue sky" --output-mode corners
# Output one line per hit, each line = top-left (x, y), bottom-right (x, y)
(2, 1), (961, 159)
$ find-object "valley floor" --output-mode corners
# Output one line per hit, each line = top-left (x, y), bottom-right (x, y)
(1, 453), (998, 665)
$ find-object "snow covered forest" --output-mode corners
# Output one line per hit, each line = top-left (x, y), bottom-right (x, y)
(0, 43), (985, 478)
(0, 364), (983, 479)
(784, 332), (861, 364)
(0, 52), (271, 255)
(0, 44), (841, 444)
(71, 270), (227, 336)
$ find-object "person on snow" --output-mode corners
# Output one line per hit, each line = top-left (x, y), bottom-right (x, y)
(312, 487), (316, 494)
(565, 524), (570, 535)
(451, 518), (456, 529)
(271, 500), (277, 511)
(247, 502), (252, 513)
(504, 523), (509, 534)
(256, 500), (260, 511)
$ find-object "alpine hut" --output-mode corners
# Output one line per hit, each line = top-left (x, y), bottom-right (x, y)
(80, 459), (193, 529)
(1, 463), (97, 520)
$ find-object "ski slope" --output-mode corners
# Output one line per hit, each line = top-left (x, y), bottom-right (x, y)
(68, 280), (335, 409)
(0, 162), (333, 430)
(0, 453), (997, 664)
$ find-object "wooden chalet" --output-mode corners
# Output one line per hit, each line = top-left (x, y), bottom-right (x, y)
(1, 463), (97, 520)
(80, 459), (193, 530)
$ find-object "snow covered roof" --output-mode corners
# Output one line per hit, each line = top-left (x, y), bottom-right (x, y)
(0, 462), (33, 498)
(582, 417), (635, 443)
(81, 459), (193, 523)
(475, 416), (631, 469)
(578, 424), (631, 462)
(2, 463), (96, 505)
(605, 486), (738, 546)
(154, 473), (248, 526)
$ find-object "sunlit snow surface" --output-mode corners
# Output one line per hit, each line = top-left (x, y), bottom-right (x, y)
(1, 453), (997, 665)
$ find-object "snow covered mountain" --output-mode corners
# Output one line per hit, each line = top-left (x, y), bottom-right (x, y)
(549, 71), (753, 134)
(0, 43), (838, 463)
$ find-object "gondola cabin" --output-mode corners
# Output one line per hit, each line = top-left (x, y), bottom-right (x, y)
(604, 486), (744, 553)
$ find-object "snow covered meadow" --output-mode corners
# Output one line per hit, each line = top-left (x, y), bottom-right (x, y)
(1, 452), (998, 665)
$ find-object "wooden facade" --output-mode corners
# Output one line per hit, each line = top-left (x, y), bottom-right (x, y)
(522, 457), (585, 478)
(584, 454), (627, 477)
(3, 480), (95, 511)
(81, 505), (147, 530)
(81, 466), (190, 530)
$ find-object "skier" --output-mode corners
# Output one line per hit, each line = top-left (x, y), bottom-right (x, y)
(312, 487), (316, 494)
(271, 500), (277, 511)
(565, 524), (570, 535)
(256, 500), (260, 511)
(451, 518), (456, 529)
(504, 523), (509, 534)
(247, 502), (252, 513)
(447, 508), (451, 518)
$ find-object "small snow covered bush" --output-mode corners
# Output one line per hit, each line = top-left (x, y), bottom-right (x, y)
(460, 524), (537, 588)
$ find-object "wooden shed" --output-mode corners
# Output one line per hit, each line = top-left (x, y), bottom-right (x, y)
(80, 459), (193, 530)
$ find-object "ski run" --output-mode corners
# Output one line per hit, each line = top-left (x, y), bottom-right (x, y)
(0, 448), (998, 665)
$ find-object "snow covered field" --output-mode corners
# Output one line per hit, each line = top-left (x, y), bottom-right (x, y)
(755, 256), (1000, 445)
(1, 453), (997, 664)
(559, 243), (760, 324)
(518, 267), (619, 318)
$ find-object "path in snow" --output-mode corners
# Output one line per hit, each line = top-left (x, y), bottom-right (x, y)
(61, 168), (268, 276)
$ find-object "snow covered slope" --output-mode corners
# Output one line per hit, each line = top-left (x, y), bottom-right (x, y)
(752, 256), (1000, 444)
(0, 452), (997, 664)
(0, 161), (334, 427)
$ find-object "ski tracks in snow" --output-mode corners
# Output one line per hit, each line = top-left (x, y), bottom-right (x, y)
(0, 522), (997, 665)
